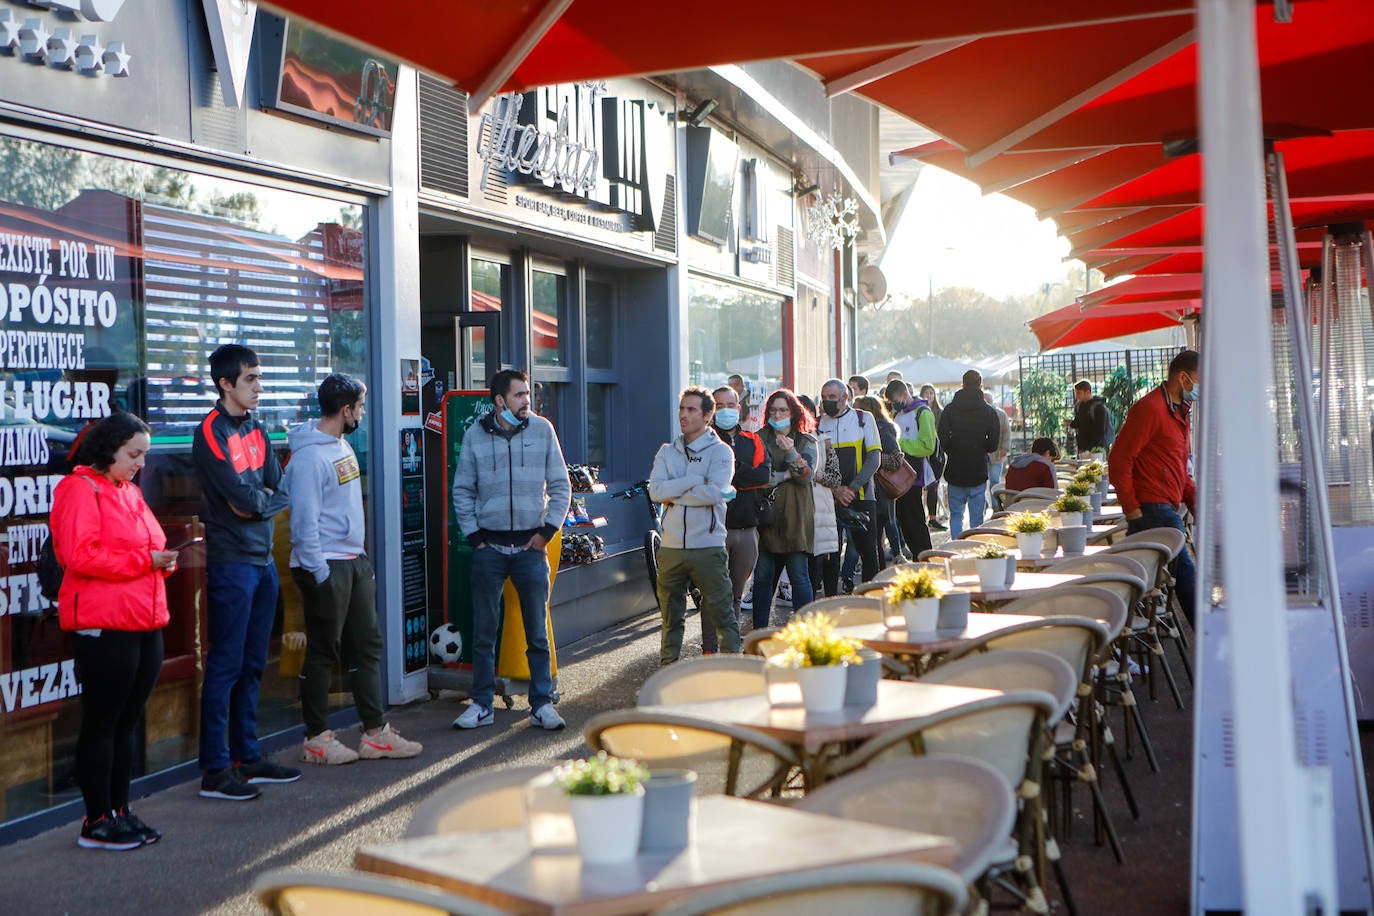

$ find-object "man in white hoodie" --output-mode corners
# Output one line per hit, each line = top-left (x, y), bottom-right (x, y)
(287, 374), (422, 765)
(649, 386), (739, 665)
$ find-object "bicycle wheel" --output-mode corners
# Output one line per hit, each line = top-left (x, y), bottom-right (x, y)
(643, 529), (661, 601)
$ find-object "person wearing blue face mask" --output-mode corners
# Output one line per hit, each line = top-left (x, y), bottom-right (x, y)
(700, 386), (770, 651)
(1108, 348), (1200, 626)
(451, 369), (571, 731)
(749, 389), (818, 629)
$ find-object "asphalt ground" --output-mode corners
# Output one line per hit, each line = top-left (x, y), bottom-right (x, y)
(0, 546), (1200, 915)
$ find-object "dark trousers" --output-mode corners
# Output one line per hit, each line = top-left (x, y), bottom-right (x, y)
(199, 561), (278, 771)
(824, 502), (878, 589)
(469, 546), (555, 711)
(894, 483), (934, 558)
(1128, 503), (1198, 627)
(73, 629), (163, 820)
(926, 480), (940, 518)
(293, 556), (385, 737)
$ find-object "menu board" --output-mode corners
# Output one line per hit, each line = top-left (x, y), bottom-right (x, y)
(442, 391), (494, 665)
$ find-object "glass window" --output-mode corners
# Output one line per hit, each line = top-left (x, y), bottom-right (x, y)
(587, 383), (611, 467)
(532, 270), (567, 368)
(533, 379), (564, 433)
(688, 276), (783, 426)
(0, 134), (368, 821)
(468, 259), (509, 385)
(586, 280), (614, 370)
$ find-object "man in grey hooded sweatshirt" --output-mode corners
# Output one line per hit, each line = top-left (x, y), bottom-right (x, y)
(287, 374), (422, 765)
(649, 385), (740, 665)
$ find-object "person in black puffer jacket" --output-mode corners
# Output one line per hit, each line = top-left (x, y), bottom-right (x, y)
(936, 370), (1001, 538)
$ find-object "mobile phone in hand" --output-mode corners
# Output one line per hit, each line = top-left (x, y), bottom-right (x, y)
(167, 536), (205, 552)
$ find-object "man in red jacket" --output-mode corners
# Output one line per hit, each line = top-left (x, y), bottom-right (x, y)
(1108, 349), (1199, 625)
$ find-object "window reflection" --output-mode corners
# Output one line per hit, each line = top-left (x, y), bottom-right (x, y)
(532, 270), (567, 368)
(687, 276), (783, 393)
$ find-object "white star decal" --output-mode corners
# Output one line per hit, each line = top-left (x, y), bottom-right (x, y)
(0, 12), (20, 53)
(19, 18), (50, 59)
(75, 34), (103, 72)
(102, 39), (129, 77)
(47, 28), (77, 69)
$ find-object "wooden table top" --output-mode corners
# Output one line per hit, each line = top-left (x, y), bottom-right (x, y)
(355, 795), (959, 916)
(640, 678), (1002, 752)
(1011, 544), (1110, 568)
(837, 612), (1050, 655)
(944, 570), (1083, 602)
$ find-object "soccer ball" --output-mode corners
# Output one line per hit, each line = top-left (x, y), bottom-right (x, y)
(429, 624), (463, 665)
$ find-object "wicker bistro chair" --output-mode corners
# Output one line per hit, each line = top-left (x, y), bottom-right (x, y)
(638, 655), (768, 706)
(253, 869), (510, 916)
(649, 861), (968, 916)
(935, 615), (1128, 866)
(1010, 487), (1062, 504)
(916, 651), (1081, 916)
(741, 627), (781, 658)
(1102, 542), (1186, 708)
(964, 531), (1018, 548)
(405, 764), (550, 838)
(1108, 528), (1193, 670)
(797, 756), (1016, 911)
(584, 710), (800, 800)
(794, 595), (883, 625)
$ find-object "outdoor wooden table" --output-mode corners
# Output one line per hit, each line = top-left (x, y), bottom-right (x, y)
(640, 678), (1001, 786)
(1011, 544), (1110, 568)
(837, 612), (1049, 656)
(354, 795), (959, 916)
(945, 570), (1083, 603)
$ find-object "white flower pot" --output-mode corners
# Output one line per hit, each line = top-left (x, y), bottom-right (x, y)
(902, 596), (941, 632)
(1015, 532), (1044, 559)
(569, 789), (645, 865)
(1058, 511), (1083, 527)
(975, 558), (1008, 590)
(793, 663), (848, 713)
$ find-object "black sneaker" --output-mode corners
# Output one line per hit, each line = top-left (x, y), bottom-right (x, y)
(78, 814), (144, 851)
(928, 519), (947, 531)
(237, 759), (302, 784)
(115, 807), (161, 844)
(199, 767), (261, 801)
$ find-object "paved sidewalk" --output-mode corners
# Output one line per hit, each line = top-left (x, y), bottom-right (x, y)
(0, 583), (1198, 915)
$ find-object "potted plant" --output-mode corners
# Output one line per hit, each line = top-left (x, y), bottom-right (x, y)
(556, 752), (649, 865)
(884, 566), (945, 632)
(1063, 480), (1093, 498)
(767, 612), (861, 713)
(972, 542), (1011, 589)
(1007, 510), (1050, 559)
(1053, 494), (1090, 527)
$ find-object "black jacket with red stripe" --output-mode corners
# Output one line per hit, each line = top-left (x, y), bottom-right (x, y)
(716, 424), (771, 529)
(193, 403), (290, 564)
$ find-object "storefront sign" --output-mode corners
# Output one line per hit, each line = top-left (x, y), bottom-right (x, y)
(0, 0), (133, 76)
(477, 91), (600, 197)
(201, 0), (255, 107)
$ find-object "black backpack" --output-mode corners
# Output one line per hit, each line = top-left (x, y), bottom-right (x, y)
(37, 476), (100, 603)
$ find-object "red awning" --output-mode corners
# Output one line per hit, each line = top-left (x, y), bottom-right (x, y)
(1030, 297), (1199, 350)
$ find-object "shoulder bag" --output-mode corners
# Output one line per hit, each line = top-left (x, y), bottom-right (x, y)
(875, 456), (919, 500)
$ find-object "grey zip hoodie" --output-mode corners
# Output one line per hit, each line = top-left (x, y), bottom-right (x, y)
(284, 420), (366, 583)
(648, 428), (735, 549)
(452, 411), (571, 547)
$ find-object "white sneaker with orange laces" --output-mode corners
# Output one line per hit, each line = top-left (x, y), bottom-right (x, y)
(301, 730), (360, 765)
(358, 723), (423, 759)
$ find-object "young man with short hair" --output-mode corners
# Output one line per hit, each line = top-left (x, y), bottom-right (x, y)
(650, 386), (740, 664)
(194, 344), (296, 800)
(451, 370), (571, 730)
(1069, 379), (1112, 452)
(1005, 437), (1061, 493)
(287, 374), (422, 764)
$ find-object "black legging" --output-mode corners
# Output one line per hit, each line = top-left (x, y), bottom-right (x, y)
(897, 458), (934, 557)
(925, 480), (940, 518)
(72, 629), (163, 820)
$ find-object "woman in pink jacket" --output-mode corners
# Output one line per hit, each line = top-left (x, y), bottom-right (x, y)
(50, 412), (180, 851)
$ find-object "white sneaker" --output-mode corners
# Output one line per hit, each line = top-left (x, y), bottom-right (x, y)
(301, 730), (360, 765)
(530, 704), (566, 730)
(452, 703), (493, 729)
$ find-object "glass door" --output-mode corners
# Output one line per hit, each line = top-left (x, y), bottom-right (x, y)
(457, 311), (501, 390)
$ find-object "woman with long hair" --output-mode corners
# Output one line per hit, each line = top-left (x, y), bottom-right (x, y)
(919, 383), (947, 530)
(50, 412), (179, 850)
(750, 389), (817, 628)
(853, 395), (906, 565)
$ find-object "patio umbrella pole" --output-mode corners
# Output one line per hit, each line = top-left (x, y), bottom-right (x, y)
(1193, 0), (1333, 913)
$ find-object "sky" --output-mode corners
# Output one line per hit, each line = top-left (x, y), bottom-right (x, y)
(880, 165), (1078, 302)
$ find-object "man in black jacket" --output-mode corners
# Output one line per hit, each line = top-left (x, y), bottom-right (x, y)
(936, 370), (1001, 537)
(1069, 379), (1112, 452)
(704, 385), (771, 648)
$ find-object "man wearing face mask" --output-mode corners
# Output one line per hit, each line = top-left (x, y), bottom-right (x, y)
(701, 386), (770, 651)
(816, 379), (882, 589)
(1109, 348), (1200, 625)
(451, 369), (571, 730)
(288, 374), (423, 764)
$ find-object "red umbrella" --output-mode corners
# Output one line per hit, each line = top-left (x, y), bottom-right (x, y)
(1030, 297), (1199, 350)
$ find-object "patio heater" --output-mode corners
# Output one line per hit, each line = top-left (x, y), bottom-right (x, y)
(1191, 148), (1374, 911)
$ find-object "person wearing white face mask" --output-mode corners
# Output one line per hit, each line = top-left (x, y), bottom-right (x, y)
(1108, 348), (1200, 626)
(701, 386), (771, 650)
